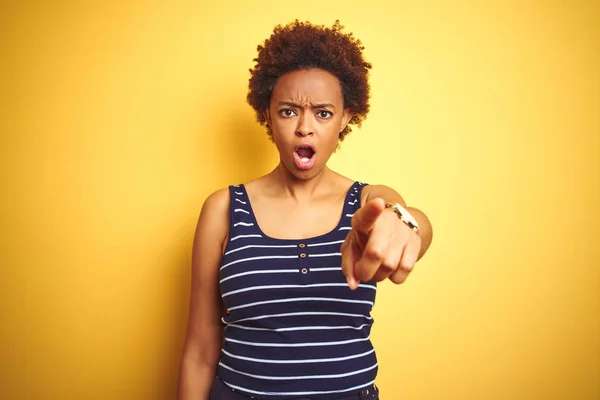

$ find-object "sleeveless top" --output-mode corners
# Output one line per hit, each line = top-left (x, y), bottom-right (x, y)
(217, 181), (378, 399)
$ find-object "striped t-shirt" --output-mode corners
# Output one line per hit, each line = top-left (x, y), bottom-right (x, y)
(217, 181), (378, 399)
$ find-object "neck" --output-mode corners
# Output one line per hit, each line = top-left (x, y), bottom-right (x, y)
(271, 162), (336, 199)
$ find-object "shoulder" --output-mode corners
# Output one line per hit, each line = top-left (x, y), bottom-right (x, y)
(360, 184), (406, 207)
(194, 187), (232, 251)
(201, 187), (231, 215)
(196, 187), (231, 234)
(328, 170), (359, 192)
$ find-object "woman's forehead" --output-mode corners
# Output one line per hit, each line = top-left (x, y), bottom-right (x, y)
(271, 69), (343, 104)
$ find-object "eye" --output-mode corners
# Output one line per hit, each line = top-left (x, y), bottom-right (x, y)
(317, 110), (333, 119)
(279, 109), (297, 118)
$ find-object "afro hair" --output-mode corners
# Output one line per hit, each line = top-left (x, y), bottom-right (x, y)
(247, 20), (372, 140)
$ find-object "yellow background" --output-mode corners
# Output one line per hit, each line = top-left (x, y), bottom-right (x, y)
(1, 1), (599, 399)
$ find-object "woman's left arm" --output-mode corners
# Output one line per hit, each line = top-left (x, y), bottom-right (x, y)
(341, 183), (434, 289)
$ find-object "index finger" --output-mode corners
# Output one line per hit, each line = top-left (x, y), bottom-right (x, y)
(352, 197), (386, 235)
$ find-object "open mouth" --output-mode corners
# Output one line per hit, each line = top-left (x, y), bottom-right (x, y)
(293, 144), (316, 170)
(295, 145), (315, 163)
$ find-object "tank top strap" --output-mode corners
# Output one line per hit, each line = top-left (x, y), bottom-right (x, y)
(340, 181), (368, 222)
(227, 184), (261, 236)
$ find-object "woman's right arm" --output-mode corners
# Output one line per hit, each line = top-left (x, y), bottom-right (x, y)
(178, 189), (230, 400)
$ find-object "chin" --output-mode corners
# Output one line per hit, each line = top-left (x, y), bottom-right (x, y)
(294, 171), (321, 181)
(281, 160), (325, 181)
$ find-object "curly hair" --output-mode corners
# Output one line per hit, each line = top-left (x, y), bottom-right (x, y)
(247, 20), (372, 141)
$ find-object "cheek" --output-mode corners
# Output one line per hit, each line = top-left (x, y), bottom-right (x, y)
(270, 127), (293, 155)
(271, 134), (286, 153)
(319, 127), (340, 154)
(325, 118), (343, 141)
(325, 135), (340, 153)
(271, 117), (294, 137)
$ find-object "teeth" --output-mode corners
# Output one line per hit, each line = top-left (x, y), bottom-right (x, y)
(301, 157), (310, 163)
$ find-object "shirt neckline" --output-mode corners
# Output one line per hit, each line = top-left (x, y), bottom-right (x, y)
(239, 181), (360, 243)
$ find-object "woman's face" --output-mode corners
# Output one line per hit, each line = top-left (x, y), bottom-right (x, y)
(266, 68), (352, 180)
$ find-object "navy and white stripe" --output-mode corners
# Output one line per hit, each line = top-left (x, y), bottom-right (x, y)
(217, 181), (378, 399)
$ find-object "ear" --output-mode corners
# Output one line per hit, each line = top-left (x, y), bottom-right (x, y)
(340, 109), (353, 133)
(263, 108), (272, 126)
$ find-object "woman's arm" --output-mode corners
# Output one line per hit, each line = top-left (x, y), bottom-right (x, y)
(178, 189), (230, 400)
(362, 184), (433, 260)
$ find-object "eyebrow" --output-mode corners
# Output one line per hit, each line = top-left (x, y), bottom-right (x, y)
(277, 101), (336, 109)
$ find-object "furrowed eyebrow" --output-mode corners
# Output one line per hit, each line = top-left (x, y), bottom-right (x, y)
(312, 103), (335, 109)
(277, 101), (335, 109)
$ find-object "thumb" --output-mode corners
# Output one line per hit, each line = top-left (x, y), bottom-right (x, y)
(352, 197), (386, 235)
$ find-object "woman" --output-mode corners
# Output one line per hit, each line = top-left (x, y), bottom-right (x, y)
(178, 20), (433, 400)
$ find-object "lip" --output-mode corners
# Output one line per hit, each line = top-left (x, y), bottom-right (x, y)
(294, 142), (316, 153)
(293, 142), (317, 171)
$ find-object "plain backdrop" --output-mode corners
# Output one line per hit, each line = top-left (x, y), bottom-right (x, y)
(1, 1), (599, 399)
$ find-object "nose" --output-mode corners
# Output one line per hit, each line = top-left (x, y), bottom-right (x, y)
(295, 113), (314, 137)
